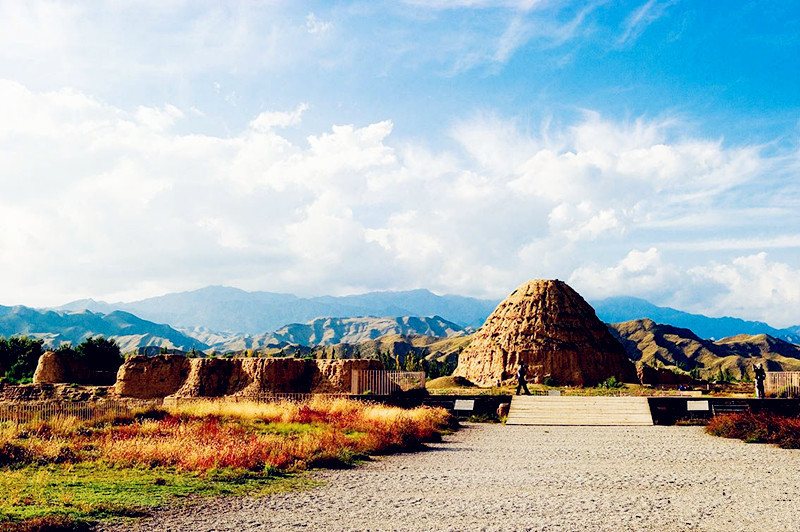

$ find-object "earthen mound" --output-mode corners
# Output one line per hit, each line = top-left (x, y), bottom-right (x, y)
(453, 279), (637, 387)
(425, 376), (476, 389)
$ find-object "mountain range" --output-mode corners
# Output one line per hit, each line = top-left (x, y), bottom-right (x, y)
(56, 286), (498, 333)
(0, 305), (209, 354)
(609, 319), (800, 380)
(0, 286), (794, 357)
(186, 316), (465, 353)
(54, 286), (800, 343)
(594, 296), (800, 343)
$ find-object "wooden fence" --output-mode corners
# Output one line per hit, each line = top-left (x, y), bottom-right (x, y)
(0, 399), (163, 423)
(765, 372), (800, 398)
(350, 370), (426, 395)
(162, 393), (350, 407)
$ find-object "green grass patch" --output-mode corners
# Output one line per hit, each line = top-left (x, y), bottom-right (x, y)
(0, 462), (310, 526)
(250, 420), (327, 436)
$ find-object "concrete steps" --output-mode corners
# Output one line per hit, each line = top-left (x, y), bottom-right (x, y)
(506, 395), (653, 426)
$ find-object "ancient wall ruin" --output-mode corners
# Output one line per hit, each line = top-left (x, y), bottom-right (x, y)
(112, 355), (383, 399)
(33, 351), (117, 386)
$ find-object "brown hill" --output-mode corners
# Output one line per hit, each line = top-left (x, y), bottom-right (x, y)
(263, 333), (472, 370)
(609, 319), (800, 380)
(453, 279), (636, 387)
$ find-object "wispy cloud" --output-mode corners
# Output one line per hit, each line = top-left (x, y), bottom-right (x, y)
(437, 2), (604, 74)
(616, 0), (677, 47)
(402, 0), (543, 11)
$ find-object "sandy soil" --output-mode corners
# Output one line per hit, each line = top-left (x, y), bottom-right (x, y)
(99, 423), (800, 531)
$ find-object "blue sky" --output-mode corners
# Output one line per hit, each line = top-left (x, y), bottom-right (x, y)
(1, 0), (799, 327)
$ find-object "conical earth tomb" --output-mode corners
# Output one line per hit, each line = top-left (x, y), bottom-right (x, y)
(453, 279), (636, 387)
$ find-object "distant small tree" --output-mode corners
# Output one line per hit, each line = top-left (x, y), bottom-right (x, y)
(55, 343), (77, 357)
(403, 353), (423, 372)
(75, 336), (123, 373)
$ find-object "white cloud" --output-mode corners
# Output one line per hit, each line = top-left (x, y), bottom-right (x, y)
(306, 13), (332, 34)
(569, 248), (680, 300)
(136, 104), (184, 132)
(687, 253), (800, 328)
(548, 202), (621, 241)
(250, 103), (309, 132)
(617, 0), (677, 47)
(0, 80), (797, 328)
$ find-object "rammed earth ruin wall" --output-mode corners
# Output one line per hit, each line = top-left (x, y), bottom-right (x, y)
(113, 355), (383, 399)
(33, 351), (117, 386)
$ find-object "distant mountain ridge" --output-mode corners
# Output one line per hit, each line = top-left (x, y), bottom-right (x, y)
(56, 287), (800, 343)
(593, 296), (800, 343)
(609, 318), (800, 380)
(0, 305), (467, 354)
(0, 305), (209, 354)
(0, 287), (793, 358)
(269, 316), (465, 346)
(56, 286), (499, 334)
(193, 316), (467, 352)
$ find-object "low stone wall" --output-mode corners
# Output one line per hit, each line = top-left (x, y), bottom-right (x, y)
(113, 356), (385, 399)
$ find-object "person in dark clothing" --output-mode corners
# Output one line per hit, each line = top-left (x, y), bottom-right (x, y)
(754, 363), (766, 399)
(516, 362), (531, 395)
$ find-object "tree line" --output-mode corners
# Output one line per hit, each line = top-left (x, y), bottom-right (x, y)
(0, 336), (122, 384)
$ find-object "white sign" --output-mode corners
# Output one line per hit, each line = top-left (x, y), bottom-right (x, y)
(686, 400), (709, 411)
(453, 399), (475, 411)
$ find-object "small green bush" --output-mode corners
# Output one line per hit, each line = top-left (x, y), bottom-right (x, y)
(597, 376), (624, 389)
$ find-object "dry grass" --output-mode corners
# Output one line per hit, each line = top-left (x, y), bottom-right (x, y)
(0, 399), (453, 530)
(705, 411), (800, 448)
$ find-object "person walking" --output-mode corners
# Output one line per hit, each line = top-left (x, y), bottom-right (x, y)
(754, 363), (767, 399)
(516, 362), (531, 395)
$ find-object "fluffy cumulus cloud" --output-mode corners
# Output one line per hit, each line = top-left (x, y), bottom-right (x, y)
(1, 80), (797, 326)
(568, 248), (680, 301)
(687, 254), (800, 329)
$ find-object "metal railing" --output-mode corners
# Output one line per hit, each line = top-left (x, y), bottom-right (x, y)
(351, 370), (426, 395)
(765, 372), (800, 398)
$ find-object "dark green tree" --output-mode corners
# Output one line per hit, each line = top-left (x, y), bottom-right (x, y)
(0, 336), (45, 382)
(75, 336), (123, 373)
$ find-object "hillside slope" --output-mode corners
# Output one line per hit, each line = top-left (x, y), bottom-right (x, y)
(609, 319), (800, 380)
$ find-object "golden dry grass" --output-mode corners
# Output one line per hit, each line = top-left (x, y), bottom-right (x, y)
(0, 398), (453, 530)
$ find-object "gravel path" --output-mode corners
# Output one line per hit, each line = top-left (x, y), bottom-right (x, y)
(100, 423), (800, 531)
